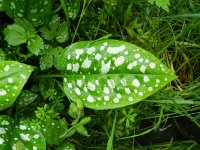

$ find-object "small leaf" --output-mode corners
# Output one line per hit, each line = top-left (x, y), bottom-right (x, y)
(2, 0), (52, 27)
(40, 45), (63, 70)
(65, 0), (80, 20)
(40, 15), (69, 43)
(58, 40), (176, 110)
(3, 24), (27, 46)
(27, 34), (44, 55)
(39, 118), (68, 145)
(148, 0), (170, 12)
(0, 115), (46, 150)
(0, 61), (34, 111)
(16, 90), (38, 108)
(75, 125), (89, 137)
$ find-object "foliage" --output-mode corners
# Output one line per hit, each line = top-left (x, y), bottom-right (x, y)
(0, 0), (200, 149)
(148, 0), (170, 12)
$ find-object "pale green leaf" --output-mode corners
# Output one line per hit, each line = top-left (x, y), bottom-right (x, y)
(0, 115), (46, 150)
(0, 61), (34, 111)
(148, 0), (170, 12)
(58, 40), (176, 110)
(3, 24), (27, 46)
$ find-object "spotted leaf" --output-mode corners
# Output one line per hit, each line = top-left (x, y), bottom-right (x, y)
(66, 0), (80, 20)
(0, 61), (34, 111)
(58, 40), (176, 110)
(39, 118), (67, 145)
(0, 115), (46, 150)
(2, 0), (52, 27)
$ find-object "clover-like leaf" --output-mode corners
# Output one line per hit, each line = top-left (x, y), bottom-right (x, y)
(0, 61), (34, 111)
(27, 34), (44, 55)
(58, 40), (176, 110)
(40, 15), (69, 43)
(0, 115), (46, 150)
(3, 24), (27, 46)
(2, 0), (52, 27)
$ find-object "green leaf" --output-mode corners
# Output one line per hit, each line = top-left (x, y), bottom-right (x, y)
(65, 0), (80, 20)
(40, 15), (69, 43)
(3, 24), (27, 46)
(58, 40), (176, 110)
(39, 118), (67, 145)
(16, 90), (38, 108)
(0, 115), (46, 150)
(2, 0), (52, 27)
(27, 34), (44, 55)
(148, 0), (170, 12)
(40, 46), (63, 70)
(0, 61), (34, 111)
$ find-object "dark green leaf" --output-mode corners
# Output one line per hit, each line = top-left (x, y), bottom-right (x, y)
(40, 15), (69, 43)
(16, 90), (38, 108)
(65, 0), (80, 20)
(58, 40), (176, 110)
(0, 61), (34, 111)
(2, 0), (52, 26)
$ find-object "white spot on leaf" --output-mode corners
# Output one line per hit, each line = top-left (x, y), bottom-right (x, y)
(87, 95), (95, 103)
(107, 45), (125, 54)
(149, 62), (156, 69)
(75, 88), (81, 95)
(132, 79), (140, 87)
(20, 133), (30, 141)
(100, 61), (111, 74)
(114, 56), (125, 66)
(103, 87), (110, 94)
(87, 82), (96, 91)
(81, 58), (91, 69)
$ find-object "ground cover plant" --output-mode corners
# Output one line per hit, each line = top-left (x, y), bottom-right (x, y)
(0, 0), (200, 149)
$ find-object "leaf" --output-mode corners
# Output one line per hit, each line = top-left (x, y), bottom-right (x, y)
(27, 34), (44, 55)
(40, 45), (63, 70)
(3, 24), (27, 46)
(39, 118), (67, 145)
(16, 90), (38, 108)
(58, 40), (176, 110)
(148, 0), (170, 12)
(65, 0), (80, 20)
(0, 61), (34, 111)
(2, 0), (52, 27)
(0, 115), (46, 150)
(40, 15), (69, 43)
